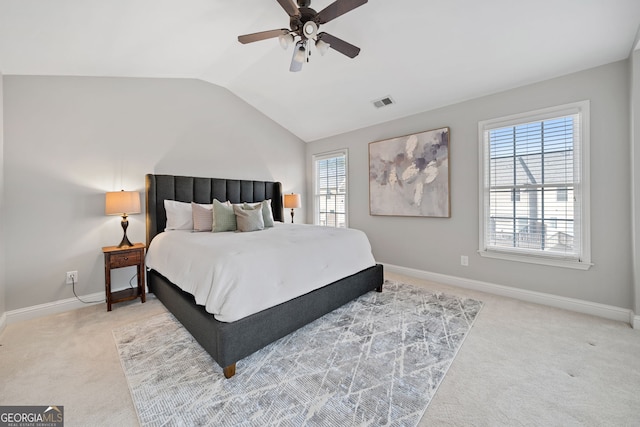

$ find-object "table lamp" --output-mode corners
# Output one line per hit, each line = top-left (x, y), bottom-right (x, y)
(105, 190), (141, 247)
(284, 193), (301, 223)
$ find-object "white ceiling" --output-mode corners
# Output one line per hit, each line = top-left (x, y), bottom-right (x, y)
(1, 0), (639, 142)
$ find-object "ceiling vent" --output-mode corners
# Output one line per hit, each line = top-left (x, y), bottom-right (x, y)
(373, 96), (395, 109)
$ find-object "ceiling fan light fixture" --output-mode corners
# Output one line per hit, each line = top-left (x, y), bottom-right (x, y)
(303, 21), (318, 39)
(238, 0), (368, 71)
(278, 33), (294, 49)
(315, 39), (330, 56)
(290, 40), (306, 72)
(294, 41), (306, 62)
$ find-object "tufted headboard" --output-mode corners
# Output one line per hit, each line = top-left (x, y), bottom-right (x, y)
(145, 174), (284, 246)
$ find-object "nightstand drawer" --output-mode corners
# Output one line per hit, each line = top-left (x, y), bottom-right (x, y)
(109, 251), (141, 268)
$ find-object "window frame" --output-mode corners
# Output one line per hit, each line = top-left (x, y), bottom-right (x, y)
(478, 101), (592, 270)
(312, 149), (349, 228)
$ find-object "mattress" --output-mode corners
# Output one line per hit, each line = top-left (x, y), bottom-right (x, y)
(145, 223), (376, 322)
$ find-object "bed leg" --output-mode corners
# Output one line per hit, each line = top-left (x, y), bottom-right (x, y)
(376, 284), (383, 293)
(223, 363), (236, 379)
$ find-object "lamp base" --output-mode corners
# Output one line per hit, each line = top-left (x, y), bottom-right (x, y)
(290, 208), (295, 223)
(117, 215), (134, 248)
(117, 234), (134, 248)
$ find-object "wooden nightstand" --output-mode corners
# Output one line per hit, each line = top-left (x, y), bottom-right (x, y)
(102, 243), (146, 311)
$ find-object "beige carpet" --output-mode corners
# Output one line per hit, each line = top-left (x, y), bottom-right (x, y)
(1, 271), (640, 426)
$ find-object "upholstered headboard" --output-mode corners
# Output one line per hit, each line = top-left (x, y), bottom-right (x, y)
(145, 174), (284, 246)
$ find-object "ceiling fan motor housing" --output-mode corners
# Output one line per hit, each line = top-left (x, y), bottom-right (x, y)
(290, 8), (318, 36)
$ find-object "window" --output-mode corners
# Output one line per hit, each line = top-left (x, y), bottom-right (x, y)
(478, 101), (591, 269)
(313, 150), (348, 228)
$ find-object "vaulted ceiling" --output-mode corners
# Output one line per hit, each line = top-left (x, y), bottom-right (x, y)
(1, 0), (639, 142)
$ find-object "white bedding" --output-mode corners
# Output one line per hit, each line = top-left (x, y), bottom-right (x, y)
(145, 223), (376, 322)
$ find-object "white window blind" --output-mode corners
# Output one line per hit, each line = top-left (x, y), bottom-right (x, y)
(479, 101), (591, 269)
(313, 150), (348, 228)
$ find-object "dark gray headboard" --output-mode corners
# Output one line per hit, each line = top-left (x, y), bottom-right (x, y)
(145, 174), (284, 246)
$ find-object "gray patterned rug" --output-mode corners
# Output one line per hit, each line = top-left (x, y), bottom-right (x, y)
(113, 281), (482, 426)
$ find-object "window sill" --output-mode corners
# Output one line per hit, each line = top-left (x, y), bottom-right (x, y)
(478, 249), (593, 270)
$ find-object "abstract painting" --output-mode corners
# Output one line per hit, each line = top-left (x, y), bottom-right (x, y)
(369, 127), (450, 217)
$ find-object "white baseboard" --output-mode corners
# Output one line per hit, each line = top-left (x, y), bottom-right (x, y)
(5, 292), (104, 325)
(632, 313), (640, 330)
(384, 263), (633, 326)
(0, 312), (7, 335)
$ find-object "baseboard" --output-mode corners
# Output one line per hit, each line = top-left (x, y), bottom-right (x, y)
(0, 312), (7, 335)
(5, 292), (105, 325)
(632, 312), (640, 330)
(384, 263), (633, 326)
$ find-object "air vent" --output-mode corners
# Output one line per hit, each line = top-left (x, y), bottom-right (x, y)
(373, 96), (395, 109)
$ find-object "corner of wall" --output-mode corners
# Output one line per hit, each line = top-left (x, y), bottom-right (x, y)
(631, 48), (640, 317)
(0, 69), (5, 326)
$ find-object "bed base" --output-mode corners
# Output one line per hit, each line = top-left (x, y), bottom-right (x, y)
(148, 264), (383, 378)
(145, 173), (384, 378)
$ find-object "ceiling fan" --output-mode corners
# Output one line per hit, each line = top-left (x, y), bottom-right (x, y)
(238, 0), (368, 72)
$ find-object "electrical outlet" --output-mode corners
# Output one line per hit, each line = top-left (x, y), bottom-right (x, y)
(460, 256), (469, 267)
(66, 271), (78, 285)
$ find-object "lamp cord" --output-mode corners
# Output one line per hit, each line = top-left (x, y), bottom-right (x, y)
(71, 276), (104, 304)
(72, 273), (139, 304)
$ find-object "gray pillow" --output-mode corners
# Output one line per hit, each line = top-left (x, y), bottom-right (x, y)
(212, 199), (236, 232)
(234, 204), (264, 232)
(244, 199), (275, 227)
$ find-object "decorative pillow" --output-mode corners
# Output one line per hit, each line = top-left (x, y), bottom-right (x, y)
(164, 200), (193, 231)
(191, 202), (213, 232)
(243, 199), (275, 227)
(234, 204), (264, 232)
(212, 199), (236, 232)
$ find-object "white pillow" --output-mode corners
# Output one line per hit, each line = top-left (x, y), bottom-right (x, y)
(191, 202), (213, 232)
(164, 200), (193, 231)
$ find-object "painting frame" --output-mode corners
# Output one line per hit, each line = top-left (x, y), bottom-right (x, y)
(369, 127), (451, 218)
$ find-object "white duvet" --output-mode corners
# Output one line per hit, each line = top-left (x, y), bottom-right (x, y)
(145, 223), (376, 322)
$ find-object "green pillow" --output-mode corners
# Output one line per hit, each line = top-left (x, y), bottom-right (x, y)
(212, 199), (236, 232)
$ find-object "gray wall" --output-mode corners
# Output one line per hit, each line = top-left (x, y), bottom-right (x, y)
(307, 60), (633, 309)
(3, 76), (305, 311)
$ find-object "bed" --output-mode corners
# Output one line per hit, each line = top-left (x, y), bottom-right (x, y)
(145, 174), (384, 378)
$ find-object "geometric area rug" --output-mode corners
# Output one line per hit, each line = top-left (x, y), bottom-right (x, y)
(113, 281), (483, 427)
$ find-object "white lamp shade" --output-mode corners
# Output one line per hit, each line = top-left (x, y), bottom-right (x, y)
(293, 41), (306, 62)
(105, 191), (141, 215)
(279, 33), (293, 49)
(284, 193), (301, 209)
(290, 41), (306, 72)
(315, 39), (330, 56)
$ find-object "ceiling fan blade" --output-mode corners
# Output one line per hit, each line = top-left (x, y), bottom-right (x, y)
(277, 0), (300, 17)
(316, 0), (368, 24)
(317, 32), (361, 58)
(238, 29), (289, 44)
